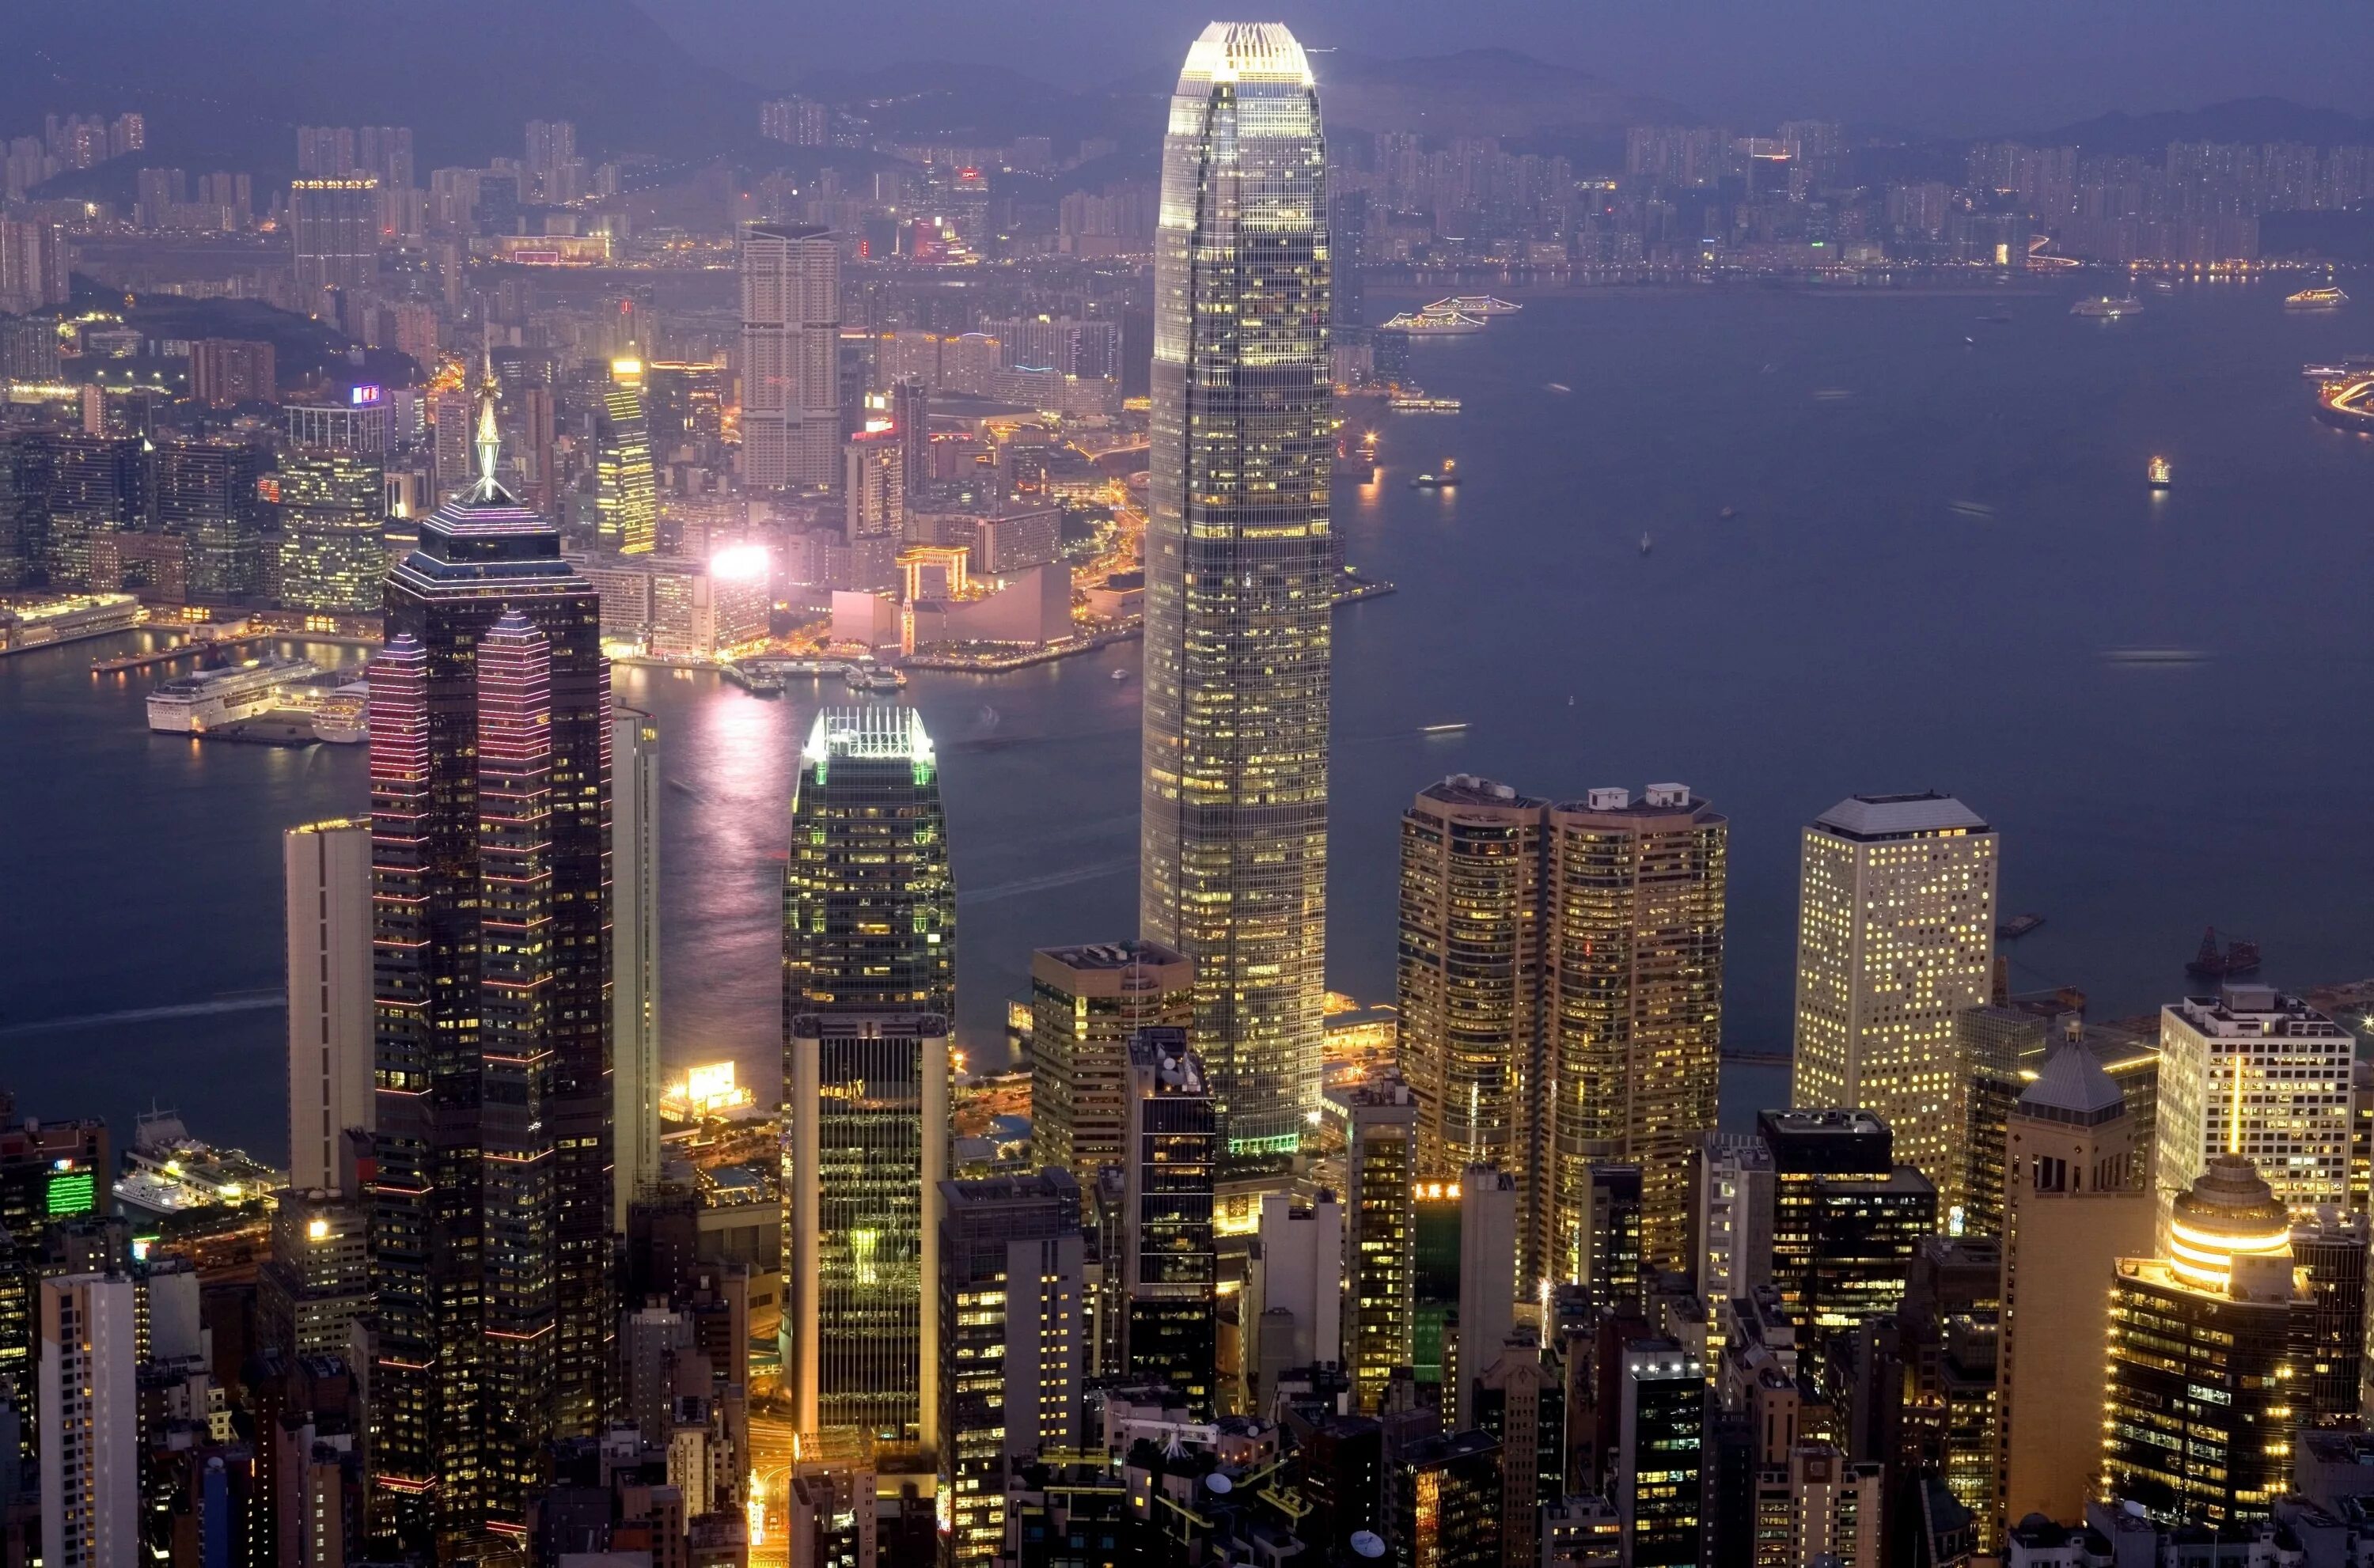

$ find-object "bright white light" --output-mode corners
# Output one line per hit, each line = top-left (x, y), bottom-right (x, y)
(710, 543), (771, 581)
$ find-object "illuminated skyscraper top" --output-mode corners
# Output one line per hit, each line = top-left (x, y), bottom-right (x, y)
(1140, 21), (1333, 1162)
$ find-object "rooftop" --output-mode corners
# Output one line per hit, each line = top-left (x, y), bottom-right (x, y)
(2017, 1042), (2126, 1125)
(1811, 790), (1989, 840)
(2168, 987), (2349, 1039)
(1036, 939), (1188, 973)
(1417, 773), (1545, 811)
(1179, 22), (1314, 89)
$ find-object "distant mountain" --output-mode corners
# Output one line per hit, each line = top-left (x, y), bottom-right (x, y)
(2027, 97), (2374, 154)
(1, 0), (770, 172)
(790, 62), (1158, 152)
(1314, 48), (1693, 138)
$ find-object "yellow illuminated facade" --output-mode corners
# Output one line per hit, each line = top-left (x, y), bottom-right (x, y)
(1141, 22), (1333, 1162)
(596, 365), (658, 555)
(1792, 793), (1998, 1218)
(2152, 989), (2352, 1236)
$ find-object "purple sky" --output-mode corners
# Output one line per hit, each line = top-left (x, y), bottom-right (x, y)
(645, 0), (2374, 134)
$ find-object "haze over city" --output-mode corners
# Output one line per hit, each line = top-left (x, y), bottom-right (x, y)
(2, 3), (2373, 1566)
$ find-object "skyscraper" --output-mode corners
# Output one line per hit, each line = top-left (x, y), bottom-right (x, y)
(1121, 1029), (1218, 1415)
(153, 437), (270, 600)
(2153, 986), (2353, 1227)
(369, 393), (612, 1550)
(289, 176), (379, 297)
(596, 358), (657, 555)
(1140, 23), (1334, 1165)
(275, 445), (387, 614)
(1397, 776), (1546, 1233)
(1614, 1342), (1705, 1566)
(1545, 785), (1727, 1279)
(1028, 941), (1193, 1189)
(1339, 1075), (1416, 1414)
(37, 1272), (137, 1568)
(783, 1011), (949, 1452)
(780, 706), (954, 1020)
(741, 223), (841, 488)
(283, 819), (372, 1195)
(1792, 793), (1999, 1216)
(612, 709), (661, 1229)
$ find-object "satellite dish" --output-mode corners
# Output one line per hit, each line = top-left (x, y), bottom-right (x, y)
(1205, 1472), (1234, 1495)
(1351, 1530), (1387, 1559)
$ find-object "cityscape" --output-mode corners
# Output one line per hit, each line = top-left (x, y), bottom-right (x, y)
(6, 6), (2374, 1568)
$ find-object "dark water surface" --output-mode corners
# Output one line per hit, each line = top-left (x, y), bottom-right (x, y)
(8, 279), (2372, 1160)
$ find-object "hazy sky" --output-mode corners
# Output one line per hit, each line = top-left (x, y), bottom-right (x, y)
(645, 0), (2374, 134)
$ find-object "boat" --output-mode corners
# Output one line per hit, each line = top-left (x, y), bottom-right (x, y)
(1964, 335), (1977, 346)
(1996, 913), (2046, 940)
(1427, 295), (1522, 316)
(842, 661), (906, 693)
(112, 1109), (282, 1221)
(2285, 286), (2349, 312)
(1110, 668), (1131, 682)
(146, 655), (320, 733)
(2147, 456), (2173, 489)
(1639, 532), (1653, 555)
(2072, 295), (2144, 318)
(1545, 381), (1572, 394)
(722, 661), (784, 696)
(2185, 926), (2262, 980)
(1421, 722), (1468, 734)
(1717, 506), (1738, 520)
(1977, 310), (2012, 324)
(1379, 307), (1488, 336)
(1388, 393), (1462, 414)
(1410, 458), (1461, 490)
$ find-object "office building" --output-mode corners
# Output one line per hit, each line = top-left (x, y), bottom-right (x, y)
(2102, 1154), (2303, 1526)
(283, 820), (372, 1194)
(16, 431), (144, 589)
(369, 394), (612, 1547)
(1792, 793), (1998, 1216)
(2290, 1208), (2367, 1430)
(1769, 1445), (1884, 1568)
(781, 706), (955, 1018)
(275, 446), (386, 614)
(613, 709), (661, 1229)
(287, 392), (395, 456)
(891, 377), (930, 500)
(1691, 1132), (1775, 1308)
(154, 437), (270, 600)
(1546, 785), (1727, 1279)
(1028, 941), (1193, 1189)
(1120, 1030), (1218, 1415)
(937, 1172), (1087, 1568)
(2154, 987), (2353, 1225)
(189, 338), (275, 406)
(844, 433), (903, 589)
(596, 359), (658, 555)
(1340, 1076), (1417, 1413)
(1246, 1190), (1344, 1408)
(1760, 1109), (1938, 1356)
(1576, 1161), (1644, 1312)
(1140, 23), (1334, 1165)
(1996, 1043), (2154, 1531)
(1615, 1342), (1705, 1566)
(741, 223), (840, 488)
(1397, 776), (1547, 1248)
(37, 1272), (136, 1568)
(256, 1187), (371, 1361)
(1473, 1327), (1564, 1568)
(783, 1012), (950, 1452)
(290, 177), (379, 296)
(1393, 1429), (1503, 1568)
(1455, 1167), (1518, 1426)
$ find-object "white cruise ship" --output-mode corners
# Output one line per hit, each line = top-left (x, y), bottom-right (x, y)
(147, 655), (320, 733)
(1426, 294), (1523, 316)
(1380, 306), (1488, 335)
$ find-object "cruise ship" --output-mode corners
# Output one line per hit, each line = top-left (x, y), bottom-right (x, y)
(0, 592), (144, 654)
(1424, 295), (1523, 316)
(1380, 306), (1488, 335)
(112, 1111), (283, 1221)
(274, 668), (370, 742)
(147, 654), (320, 733)
(2071, 295), (2144, 318)
(2285, 286), (2349, 312)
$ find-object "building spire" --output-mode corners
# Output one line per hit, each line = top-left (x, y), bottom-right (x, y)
(471, 337), (506, 501)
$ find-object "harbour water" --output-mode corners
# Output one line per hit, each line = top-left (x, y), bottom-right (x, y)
(7, 278), (2373, 1160)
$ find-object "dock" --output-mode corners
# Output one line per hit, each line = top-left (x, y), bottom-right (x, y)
(93, 636), (268, 676)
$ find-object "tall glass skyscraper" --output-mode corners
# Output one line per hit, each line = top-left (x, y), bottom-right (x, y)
(779, 706), (955, 1455)
(1140, 22), (1334, 1161)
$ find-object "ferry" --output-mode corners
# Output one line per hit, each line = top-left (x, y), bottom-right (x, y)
(2285, 286), (2349, 312)
(1424, 295), (1522, 317)
(1409, 458), (1461, 490)
(0, 592), (143, 654)
(2148, 456), (2173, 489)
(147, 655), (320, 733)
(1388, 393), (1462, 414)
(843, 661), (907, 693)
(2071, 295), (2144, 318)
(1997, 913), (2046, 940)
(1380, 307), (1488, 336)
(722, 661), (785, 697)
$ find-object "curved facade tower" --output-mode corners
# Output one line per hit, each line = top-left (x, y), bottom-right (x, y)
(1140, 22), (1333, 1161)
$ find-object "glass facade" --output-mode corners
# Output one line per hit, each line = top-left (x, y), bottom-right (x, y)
(1141, 23), (1334, 1158)
(1121, 1031), (1217, 1415)
(276, 446), (387, 612)
(595, 373), (656, 555)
